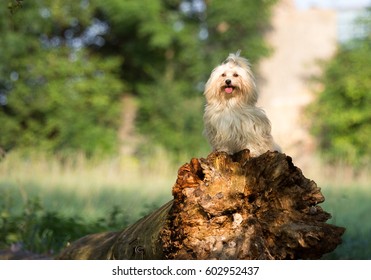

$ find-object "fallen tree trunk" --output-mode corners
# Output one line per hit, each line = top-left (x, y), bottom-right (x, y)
(57, 150), (345, 260)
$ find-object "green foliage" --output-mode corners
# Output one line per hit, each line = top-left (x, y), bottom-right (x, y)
(0, 150), (173, 255)
(0, 196), (131, 255)
(203, 0), (277, 67)
(137, 80), (207, 154)
(0, 48), (124, 155)
(1, 0), (278, 156)
(308, 14), (371, 166)
(0, 1), (125, 156)
(7, 0), (23, 14)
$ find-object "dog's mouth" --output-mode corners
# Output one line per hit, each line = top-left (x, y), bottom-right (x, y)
(224, 86), (235, 94)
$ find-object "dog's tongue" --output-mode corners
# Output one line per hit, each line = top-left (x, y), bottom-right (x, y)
(225, 87), (233, 94)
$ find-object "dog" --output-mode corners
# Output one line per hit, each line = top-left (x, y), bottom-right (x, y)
(203, 52), (280, 157)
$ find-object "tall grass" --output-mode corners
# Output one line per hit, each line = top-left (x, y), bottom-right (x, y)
(0, 149), (181, 255)
(0, 150), (177, 220)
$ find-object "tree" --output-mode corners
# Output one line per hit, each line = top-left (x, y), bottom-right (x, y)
(203, 0), (277, 69)
(0, 1), (125, 155)
(7, 0), (23, 14)
(0, 48), (124, 155)
(307, 10), (371, 167)
(1, 0), (278, 156)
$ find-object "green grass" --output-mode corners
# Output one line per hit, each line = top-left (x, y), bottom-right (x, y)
(0, 151), (176, 255)
(321, 185), (371, 259)
(0, 150), (176, 219)
(0, 151), (370, 259)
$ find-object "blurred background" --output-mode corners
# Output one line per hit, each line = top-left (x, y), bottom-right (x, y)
(0, 0), (370, 258)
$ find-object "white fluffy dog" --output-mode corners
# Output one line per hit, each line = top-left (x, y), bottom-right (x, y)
(203, 52), (280, 157)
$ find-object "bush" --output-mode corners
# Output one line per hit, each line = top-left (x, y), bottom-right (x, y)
(0, 197), (131, 255)
(0, 48), (124, 156)
(308, 12), (371, 167)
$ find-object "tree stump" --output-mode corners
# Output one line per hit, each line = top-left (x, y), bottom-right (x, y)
(57, 150), (345, 260)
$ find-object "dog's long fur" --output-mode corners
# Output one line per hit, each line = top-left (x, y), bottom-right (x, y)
(203, 52), (279, 156)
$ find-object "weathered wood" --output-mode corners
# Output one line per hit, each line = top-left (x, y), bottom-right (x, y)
(57, 201), (173, 260)
(57, 150), (345, 260)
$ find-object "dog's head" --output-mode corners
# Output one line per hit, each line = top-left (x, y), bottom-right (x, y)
(204, 52), (258, 106)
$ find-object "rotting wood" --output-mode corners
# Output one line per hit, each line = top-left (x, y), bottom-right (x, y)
(57, 150), (345, 260)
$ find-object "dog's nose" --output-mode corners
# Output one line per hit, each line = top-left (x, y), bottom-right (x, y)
(225, 79), (232, 85)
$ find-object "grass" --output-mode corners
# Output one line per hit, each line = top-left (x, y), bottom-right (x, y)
(302, 157), (371, 259)
(0, 150), (178, 255)
(321, 185), (371, 259)
(0, 150), (177, 219)
(0, 150), (370, 259)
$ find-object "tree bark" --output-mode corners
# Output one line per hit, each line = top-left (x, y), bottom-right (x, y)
(57, 150), (345, 260)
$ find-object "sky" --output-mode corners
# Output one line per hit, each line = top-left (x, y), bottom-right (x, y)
(295, 0), (371, 42)
(295, 0), (371, 10)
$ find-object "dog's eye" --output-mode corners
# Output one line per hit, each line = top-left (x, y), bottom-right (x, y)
(233, 73), (239, 77)
(221, 73), (226, 77)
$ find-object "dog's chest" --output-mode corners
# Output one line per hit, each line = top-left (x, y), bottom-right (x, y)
(210, 105), (253, 133)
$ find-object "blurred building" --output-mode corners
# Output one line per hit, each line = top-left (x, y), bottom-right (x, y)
(258, 0), (370, 167)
